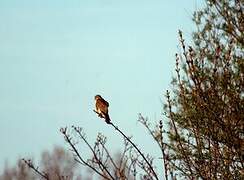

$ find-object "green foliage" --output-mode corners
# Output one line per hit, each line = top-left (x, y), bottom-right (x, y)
(163, 0), (244, 179)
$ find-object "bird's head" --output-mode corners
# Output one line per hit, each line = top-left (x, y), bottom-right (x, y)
(95, 95), (102, 100)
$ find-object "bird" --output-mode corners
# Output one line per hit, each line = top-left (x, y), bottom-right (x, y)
(94, 95), (111, 124)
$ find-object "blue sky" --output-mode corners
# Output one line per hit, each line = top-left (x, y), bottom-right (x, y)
(0, 0), (203, 173)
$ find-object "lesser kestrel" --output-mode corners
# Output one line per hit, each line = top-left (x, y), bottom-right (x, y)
(94, 95), (111, 124)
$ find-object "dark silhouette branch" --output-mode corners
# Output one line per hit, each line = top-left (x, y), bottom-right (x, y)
(22, 158), (49, 180)
(60, 127), (110, 180)
(138, 116), (169, 180)
(72, 126), (115, 180)
(108, 122), (159, 180)
(94, 109), (159, 179)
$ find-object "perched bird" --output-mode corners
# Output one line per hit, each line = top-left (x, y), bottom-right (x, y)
(94, 95), (111, 124)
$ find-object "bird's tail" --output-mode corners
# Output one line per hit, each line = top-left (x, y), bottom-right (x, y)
(104, 113), (111, 124)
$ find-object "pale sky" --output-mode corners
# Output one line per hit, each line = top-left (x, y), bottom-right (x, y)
(0, 0), (203, 173)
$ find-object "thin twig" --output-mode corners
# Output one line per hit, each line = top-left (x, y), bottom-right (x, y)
(72, 126), (115, 180)
(60, 128), (109, 179)
(109, 122), (159, 180)
(22, 159), (49, 180)
(94, 109), (159, 179)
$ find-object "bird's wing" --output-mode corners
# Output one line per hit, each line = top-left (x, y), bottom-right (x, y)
(100, 97), (109, 107)
(96, 99), (109, 113)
